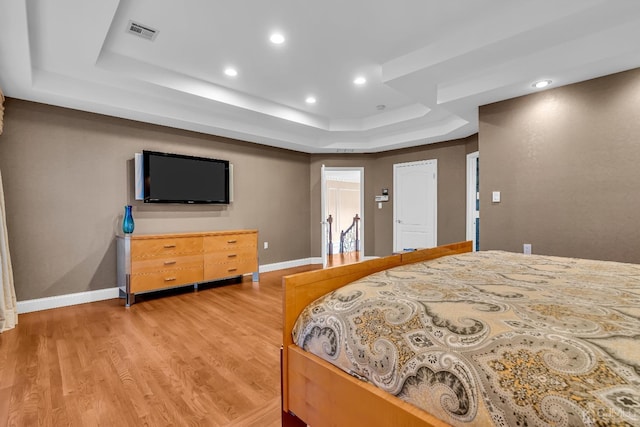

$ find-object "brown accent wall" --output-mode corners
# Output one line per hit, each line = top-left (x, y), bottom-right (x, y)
(309, 155), (376, 256)
(310, 134), (476, 258)
(0, 99), (311, 300)
(372, 136), (476, 255)
(479, 68), (640, 263)
(1, 99), (477, 301)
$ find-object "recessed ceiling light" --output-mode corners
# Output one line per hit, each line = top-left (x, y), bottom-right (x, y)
(354, 76), (367, 86)
(224, 67), (238, 77)
(270, 33), (285, 44)
(305, 96), (317, 104)
(532, 79), (551, 89)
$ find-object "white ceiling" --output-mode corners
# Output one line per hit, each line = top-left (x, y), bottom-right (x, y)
(1, 0), (640, 153)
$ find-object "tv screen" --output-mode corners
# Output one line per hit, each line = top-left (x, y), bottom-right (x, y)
(143, 150), (229, 204)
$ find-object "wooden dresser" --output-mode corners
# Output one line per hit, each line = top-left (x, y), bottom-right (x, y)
(117, 230), (258, 306)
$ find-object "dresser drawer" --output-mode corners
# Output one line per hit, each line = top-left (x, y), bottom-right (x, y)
(131, 254), (202, 275)
(203, 233), (257, 252)
(130, 267), (204, 293)
(132, 236), (203, 259)
(203, 247), (257, 265)
(204, 259), (257, 281)
(118, 230), (258, 306)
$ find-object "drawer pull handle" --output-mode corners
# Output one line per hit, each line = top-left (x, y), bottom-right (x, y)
(227, 254), (237, 258)
(163, 244), (176, 249)
(164, 261), (177, 265)
(164, 277), (177, 282)
(228, 268), (237, 272)
(227, 240), (237, 243)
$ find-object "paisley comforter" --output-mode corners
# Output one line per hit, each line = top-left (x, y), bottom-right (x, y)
(292, 250), (640, 426)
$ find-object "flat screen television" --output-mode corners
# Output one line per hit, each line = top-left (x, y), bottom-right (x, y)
(143, 150), (230, 204)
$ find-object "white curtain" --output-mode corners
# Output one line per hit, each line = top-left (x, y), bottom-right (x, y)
(0, 88), (18, 333)
(0, 87), (4, 134)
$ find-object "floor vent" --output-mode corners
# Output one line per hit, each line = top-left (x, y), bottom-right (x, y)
(127, 20), (158, 41)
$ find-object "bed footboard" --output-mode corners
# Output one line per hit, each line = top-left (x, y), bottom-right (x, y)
(281, 241), (472, 426)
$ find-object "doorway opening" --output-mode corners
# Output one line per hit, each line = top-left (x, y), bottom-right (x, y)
(321, 167), (364, 267)
(466, 151), (479, 251)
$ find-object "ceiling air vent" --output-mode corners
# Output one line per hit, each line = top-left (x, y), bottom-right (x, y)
(127, 20), (158, 41)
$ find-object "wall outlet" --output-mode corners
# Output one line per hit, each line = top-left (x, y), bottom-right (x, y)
(264, 241), (269, 249)
(523, 243), (531, 255)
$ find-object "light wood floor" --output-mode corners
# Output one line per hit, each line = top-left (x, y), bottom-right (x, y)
(325, 252), (360, 268)
(0, 265), (321, 427)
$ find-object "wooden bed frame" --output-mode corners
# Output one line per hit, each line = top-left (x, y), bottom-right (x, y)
(281, 241), (473, 427)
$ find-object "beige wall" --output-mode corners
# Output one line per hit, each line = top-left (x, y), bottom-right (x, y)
(479, 68), (640, 263)
(0, 100), (311, 300)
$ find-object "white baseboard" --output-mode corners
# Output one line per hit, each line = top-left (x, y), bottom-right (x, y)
(17, 258), (324, 314)
(259, 258), (319, 273)
(17, 257), (379, 314)
(17, 287), (121, 314)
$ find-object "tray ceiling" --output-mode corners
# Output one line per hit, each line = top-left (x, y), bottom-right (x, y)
(1, 0), (640, 153)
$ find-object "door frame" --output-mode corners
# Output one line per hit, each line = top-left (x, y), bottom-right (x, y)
(393, 159), (437, 252)
(321, 166), (365, 266)
(321, 165), (328, 268)
(466, 151), (479, 251)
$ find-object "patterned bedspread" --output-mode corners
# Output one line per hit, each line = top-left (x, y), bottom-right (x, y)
(292, 251), (640, 426)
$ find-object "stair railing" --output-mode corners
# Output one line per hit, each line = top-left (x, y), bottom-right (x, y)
(339, 214), (360, 254)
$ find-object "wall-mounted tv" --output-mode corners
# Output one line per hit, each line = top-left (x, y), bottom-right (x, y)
(143, 150), (230, 204)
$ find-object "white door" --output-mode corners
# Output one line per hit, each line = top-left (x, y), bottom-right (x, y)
(393, 160), (437, 252)
(466, 152), (479, 251)
(321, 165), (328, 268)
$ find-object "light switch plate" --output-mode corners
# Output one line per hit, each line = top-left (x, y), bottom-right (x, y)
(492, 191), (501, 203)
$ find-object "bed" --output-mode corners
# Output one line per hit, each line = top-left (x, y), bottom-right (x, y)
(281, 241), (640, 426)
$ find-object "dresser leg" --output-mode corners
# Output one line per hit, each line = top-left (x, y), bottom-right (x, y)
(125, 293), (135, 307)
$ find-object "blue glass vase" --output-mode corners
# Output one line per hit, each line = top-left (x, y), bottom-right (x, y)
(122, 205), (135, 234)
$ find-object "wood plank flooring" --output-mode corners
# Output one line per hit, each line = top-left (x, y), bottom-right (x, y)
(326, 252), (360, 268)
(0, 265), (320, 427)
